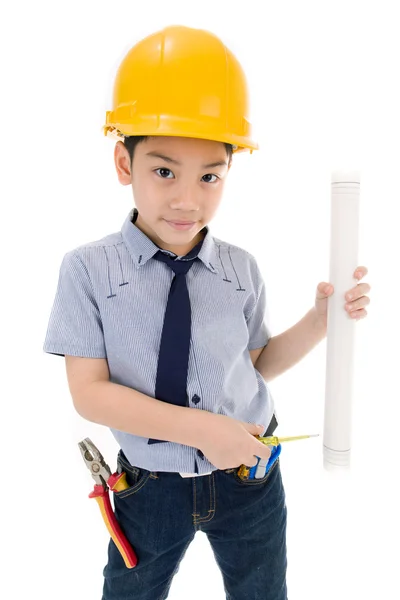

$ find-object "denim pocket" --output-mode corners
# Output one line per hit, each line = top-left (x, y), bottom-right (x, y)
(112, 452), (152, 498)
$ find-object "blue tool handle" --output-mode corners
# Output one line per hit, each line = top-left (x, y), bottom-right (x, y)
(248, 444), (282, 479)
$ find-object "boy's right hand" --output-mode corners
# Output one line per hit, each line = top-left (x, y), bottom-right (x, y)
(197, 413), (272, 470)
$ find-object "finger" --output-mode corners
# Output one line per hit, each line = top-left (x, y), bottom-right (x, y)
(316, 282), (333, 298)
(347, 308), (368, 320)
(354, 266), (368, 279)
(251, 442), (271, 463)
(258, 443), (272, 461)
(345, 282), (371, 301)
(346, 296), (370, 312)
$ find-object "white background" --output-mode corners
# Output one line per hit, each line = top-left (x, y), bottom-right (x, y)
(2, 1), (399, 598)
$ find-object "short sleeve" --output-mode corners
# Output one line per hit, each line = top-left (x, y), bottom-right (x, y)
(43, 250), (107, 358)
(246, 263), (272, 351)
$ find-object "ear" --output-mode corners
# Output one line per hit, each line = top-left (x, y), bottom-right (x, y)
(114, 141), (132, 186)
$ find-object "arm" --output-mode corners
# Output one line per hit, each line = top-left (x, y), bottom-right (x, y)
(48, 255), (209, 449)
(254, 307), (326, 383)
(66, 356), (209, 449)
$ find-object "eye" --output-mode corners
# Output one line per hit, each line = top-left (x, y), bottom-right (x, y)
(155, 168), (174, 179)
(202, 174), (219, 183)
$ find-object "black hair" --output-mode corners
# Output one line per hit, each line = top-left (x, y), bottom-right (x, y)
(123, 135), (233, 167)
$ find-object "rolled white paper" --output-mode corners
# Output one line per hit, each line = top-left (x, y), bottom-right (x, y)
(323, 171), (360, 471)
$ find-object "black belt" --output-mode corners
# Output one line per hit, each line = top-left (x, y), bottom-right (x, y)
(264, 413), (278, 437)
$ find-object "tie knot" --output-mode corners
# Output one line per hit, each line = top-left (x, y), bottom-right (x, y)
(153, 251), (196, 275)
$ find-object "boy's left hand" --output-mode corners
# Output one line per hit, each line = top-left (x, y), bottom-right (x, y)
(314, 266), (371, 330)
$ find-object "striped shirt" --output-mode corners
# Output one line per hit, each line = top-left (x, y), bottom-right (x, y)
(43, 208), (276, 473)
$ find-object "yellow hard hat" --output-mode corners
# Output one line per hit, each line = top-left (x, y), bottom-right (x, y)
(103, 25), (258, 154)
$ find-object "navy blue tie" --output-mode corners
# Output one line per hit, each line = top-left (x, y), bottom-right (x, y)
(147, 237), (278, 470)
(148, 240), (203, 446)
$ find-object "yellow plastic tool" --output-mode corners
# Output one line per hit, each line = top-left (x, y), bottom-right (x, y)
(257, 434), (320, 447)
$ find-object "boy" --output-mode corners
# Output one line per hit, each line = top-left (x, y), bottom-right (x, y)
(43, 25), (370, 600)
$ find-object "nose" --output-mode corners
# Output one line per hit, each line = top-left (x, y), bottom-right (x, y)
(170, 183), (200, 211)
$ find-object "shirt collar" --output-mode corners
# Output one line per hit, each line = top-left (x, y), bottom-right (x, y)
(121, 208), (219, 274)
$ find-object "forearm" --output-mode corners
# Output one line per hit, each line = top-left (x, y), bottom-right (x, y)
(74, 380), (209, 448)
(255, 307), (327, 382)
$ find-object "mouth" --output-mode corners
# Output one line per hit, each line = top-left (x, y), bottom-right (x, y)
(164, 220), (197, 231)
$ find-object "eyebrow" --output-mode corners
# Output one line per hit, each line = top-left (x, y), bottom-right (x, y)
(145, 151), (228, 169)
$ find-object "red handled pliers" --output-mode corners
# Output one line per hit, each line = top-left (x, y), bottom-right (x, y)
(78, 437), (138, 568)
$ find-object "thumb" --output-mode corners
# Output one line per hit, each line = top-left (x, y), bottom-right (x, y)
(316, 282), (333, 299)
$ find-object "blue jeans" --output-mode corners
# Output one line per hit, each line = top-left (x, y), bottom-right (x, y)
(102, 449), (288, 600)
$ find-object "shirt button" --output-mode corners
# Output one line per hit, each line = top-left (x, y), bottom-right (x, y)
(192, 394), (201, 405)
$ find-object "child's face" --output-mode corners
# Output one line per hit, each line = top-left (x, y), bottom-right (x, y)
(114, 136), (231, 256)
